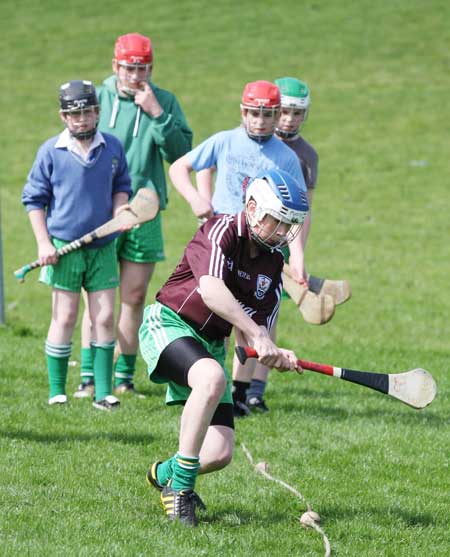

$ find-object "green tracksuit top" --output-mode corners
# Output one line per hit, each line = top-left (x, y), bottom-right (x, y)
(97, 75), (193, 210)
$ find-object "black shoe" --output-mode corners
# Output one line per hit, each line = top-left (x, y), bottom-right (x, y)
(147, 463), (206, 511)
(92, 395), (120, 411)
(246, 395), (269, 413)
(160, 485), (199, 527)
(146, 461), (164, 491)
(233, 400), (250, 418)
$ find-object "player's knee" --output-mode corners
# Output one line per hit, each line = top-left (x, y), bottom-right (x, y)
(201, 444), (233, 473)
(54, 307), (78, 329)
(92, 310), (114, 333)
(199, 369), (227, 404)
(122, 286), (147, 307)
(213, 447), (233, 470)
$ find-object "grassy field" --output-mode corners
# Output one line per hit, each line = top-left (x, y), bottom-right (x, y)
(1, 1), (449, 555)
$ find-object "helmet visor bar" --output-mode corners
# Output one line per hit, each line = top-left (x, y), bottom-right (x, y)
(117, 61), (152, 74)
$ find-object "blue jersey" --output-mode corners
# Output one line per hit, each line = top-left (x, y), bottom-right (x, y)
(187, 126), (306, 214)
(22, 131), (132, 247)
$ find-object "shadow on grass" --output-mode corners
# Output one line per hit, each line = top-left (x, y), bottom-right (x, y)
(0, 428), (152, 445)
(279, 398), (443, 425)
(200, 508), (288, 527)
(323, 503), (437, 528)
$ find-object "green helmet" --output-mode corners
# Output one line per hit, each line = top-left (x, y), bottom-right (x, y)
(275, 77), (310, 110)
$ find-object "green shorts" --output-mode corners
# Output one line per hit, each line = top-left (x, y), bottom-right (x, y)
(139, 302), (232, 406)
(39, 238), (119, 293)
(116, 212), (165, 264)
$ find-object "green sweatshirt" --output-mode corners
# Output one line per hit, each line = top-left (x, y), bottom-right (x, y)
(97, 75), (193, 210)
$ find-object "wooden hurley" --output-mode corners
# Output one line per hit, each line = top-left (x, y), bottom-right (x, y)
(15, 188), (159, 282)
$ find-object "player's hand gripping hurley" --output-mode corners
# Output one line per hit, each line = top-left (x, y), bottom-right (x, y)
(235, 346), (437, 409)
(14, 188), (159, 282)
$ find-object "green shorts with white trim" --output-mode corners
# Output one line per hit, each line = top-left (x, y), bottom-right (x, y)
(39, 238), (119, 292)
(139, 302), (232, 406)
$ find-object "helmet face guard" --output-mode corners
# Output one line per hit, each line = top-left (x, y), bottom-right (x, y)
(245, 169), (309, 251)
(247, 214), (300, 251)
(59, 80), (99, 140)
(241, 105), (280, 143)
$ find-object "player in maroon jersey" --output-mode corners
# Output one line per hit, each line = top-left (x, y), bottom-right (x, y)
(139, 168), (309, 526)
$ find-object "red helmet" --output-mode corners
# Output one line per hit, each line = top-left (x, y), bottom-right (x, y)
(241, 81), (280, 109)
(114, 33), (153, 65)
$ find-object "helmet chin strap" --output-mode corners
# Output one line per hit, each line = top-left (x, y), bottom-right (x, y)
(68, 124), (98, 141)
(70, 129), (97, 140)
(246, 129), (274, 143)
(275, 127), (298, 140)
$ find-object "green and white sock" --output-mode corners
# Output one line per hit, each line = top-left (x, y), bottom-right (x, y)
(114, 354), (136, 387)
(80, 347), (94, 383)
(45, 341), (72, 398)
(91, 341), (115, 401)
(171, 453), (200, 491)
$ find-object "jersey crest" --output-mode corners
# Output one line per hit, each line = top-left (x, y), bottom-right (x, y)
(255, 274), (272, 300)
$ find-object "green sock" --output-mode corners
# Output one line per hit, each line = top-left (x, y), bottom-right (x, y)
(91, 341), (115, 401)
(114, 353), (137, 387)
(80, 347), (94, 383)
(157, 455), (176, 487)
(45, 341), (71, 398)
(171, 453), (200, 491)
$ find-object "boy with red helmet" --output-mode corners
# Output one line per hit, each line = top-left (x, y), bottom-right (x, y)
(76, 33), (192, 399)
(168, 80), (307, 416)
(244, 77), (351, 413)
(169, 79), (305, 219)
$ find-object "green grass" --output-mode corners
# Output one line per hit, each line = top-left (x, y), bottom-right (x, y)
(1, 0), (449, 555)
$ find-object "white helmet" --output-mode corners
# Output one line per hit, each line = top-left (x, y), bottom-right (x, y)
(245, 169), (309, 250)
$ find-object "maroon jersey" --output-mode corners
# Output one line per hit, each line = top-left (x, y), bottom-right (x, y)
(157, 212), (283, 340)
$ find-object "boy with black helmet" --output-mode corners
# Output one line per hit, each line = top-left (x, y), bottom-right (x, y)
(22, 80), (132, 410)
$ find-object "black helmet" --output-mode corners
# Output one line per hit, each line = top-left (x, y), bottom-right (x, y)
(59, 80), (99, 140)
(59, 80), (99, 112)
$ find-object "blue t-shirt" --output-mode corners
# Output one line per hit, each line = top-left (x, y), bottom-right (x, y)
(187, 126), (306, 214)
(22, 131), (132, 247)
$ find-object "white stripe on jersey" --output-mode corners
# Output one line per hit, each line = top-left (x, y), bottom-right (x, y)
(177, 287), (199, 314)
(208, 215), (234, 278)
(237, 211), (243, 236)
(198, 312), (214, 332)
(267, 282), (282, 331)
